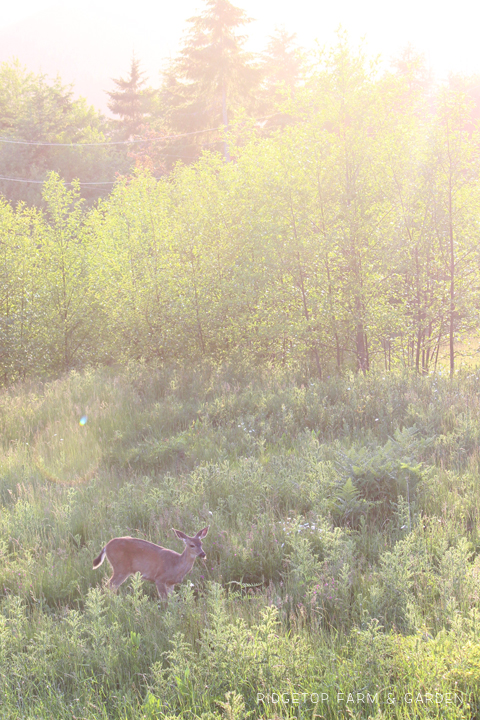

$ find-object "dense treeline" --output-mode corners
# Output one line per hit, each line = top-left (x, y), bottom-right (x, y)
(0, 0), (303, 204)
(0, 60), (129, 205)
(1, 39), (480, 384)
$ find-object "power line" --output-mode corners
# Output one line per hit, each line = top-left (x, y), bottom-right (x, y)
(0, 149), (212, 185)
(0, 138), (227, 186)
(0, 176), (118, 186)
(0, 122), (232, 187)
(0, 125), (224, 148)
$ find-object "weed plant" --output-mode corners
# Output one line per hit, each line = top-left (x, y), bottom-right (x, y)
(0, 363), (480, 718)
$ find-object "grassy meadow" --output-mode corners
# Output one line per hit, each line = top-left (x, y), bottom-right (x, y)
(1, 363), (480, 719)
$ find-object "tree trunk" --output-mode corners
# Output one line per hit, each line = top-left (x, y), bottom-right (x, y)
(356, 322), (368, 373)
(222, 84), (230, 162)
(448, 186), (455, 377)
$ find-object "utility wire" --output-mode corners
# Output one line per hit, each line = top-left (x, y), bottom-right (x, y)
(0, 176), (120, 186)
(0, 120), (233, 186)
(0, 138), (226, 185)
(0, 125), (224, 147)
(0, 147), (217, 184)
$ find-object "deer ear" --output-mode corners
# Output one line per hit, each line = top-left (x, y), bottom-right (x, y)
(173, 528), (188, 542)
(197, 526), (209, 538)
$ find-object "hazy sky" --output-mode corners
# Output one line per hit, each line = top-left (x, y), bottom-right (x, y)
(0, 0), (478, 109)
(1, 0), (478, 74)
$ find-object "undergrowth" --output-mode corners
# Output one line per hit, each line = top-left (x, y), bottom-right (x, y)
(0, 363), (480, 718)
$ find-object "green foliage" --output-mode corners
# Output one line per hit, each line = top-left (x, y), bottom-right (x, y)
(3, 31), (480, 720)
(0, 60), (123, 206)
(0, 173), (103, 382)
(0, 365), (479, 716)
(2, 39), (480, 377)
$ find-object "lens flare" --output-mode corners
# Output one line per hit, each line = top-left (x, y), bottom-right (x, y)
(79, 416), (88, 426)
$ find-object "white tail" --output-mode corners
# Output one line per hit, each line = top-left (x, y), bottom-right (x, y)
(92, 526), (209, 599)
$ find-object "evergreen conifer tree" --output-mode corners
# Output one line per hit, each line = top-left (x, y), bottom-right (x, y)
(260, 27), (303, 111)
(161, 0), (259, 160)
(107, 55), (155, 140)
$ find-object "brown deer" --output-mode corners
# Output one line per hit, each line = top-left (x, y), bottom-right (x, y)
(92, 527), (209, 599)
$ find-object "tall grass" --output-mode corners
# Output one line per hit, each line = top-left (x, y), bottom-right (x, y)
(0, 363), (480, 718)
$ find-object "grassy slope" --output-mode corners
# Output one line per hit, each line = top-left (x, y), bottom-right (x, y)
(1, 363), (480, 719)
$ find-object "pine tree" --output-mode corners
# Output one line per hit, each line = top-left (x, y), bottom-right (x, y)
(107, 55), (155, 140)
(161, 0), (259, 160)
(260, 27), (303, 109)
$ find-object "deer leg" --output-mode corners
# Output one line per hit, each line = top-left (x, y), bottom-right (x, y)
(155, 580), (169, 600)
(109, 572), (129, 590)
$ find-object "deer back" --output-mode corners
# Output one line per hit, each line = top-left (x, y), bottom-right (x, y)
(105, 537), (197, 585)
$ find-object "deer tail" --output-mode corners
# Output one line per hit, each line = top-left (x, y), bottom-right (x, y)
(93, 546), (106, 569)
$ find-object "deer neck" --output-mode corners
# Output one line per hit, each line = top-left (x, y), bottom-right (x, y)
(177, 547), (197, 580)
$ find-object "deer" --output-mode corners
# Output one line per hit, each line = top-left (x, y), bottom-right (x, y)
(92, 526), (209, 600)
